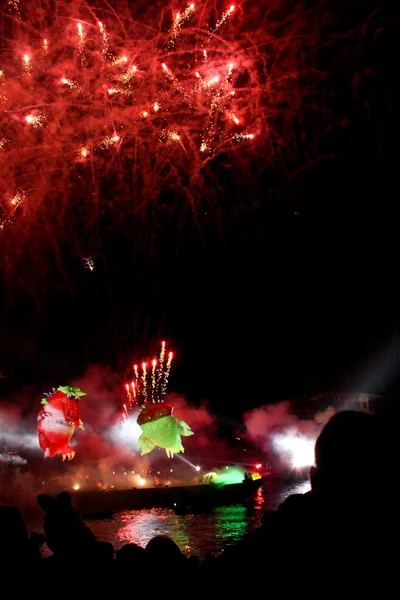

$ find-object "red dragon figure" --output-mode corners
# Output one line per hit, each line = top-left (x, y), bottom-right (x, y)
(37, 386), (85, 461)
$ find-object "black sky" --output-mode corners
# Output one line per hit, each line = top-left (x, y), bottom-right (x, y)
(0, 0), (399, 417)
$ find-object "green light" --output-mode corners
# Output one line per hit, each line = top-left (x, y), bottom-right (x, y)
(215, 466), (245, 486)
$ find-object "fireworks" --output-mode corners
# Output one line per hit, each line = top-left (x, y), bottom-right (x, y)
(169, 3), (195, 48)
(141, 361), (147, 401)
(156, 340), (166, 392)
(161, 351), (173, 396)
(0, 0), (331, 284)
(0, 1), (256, 231)
(125, 341), (174, 409)
(151, 359), (157, 402)
(83, 256), (95, 271)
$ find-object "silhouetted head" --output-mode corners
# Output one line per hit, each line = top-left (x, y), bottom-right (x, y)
(37, 491), (95, 555)
(116, 543), (145, 561)
(0, 506), (28, 552)
(310, 411), (385, 504)
(145, 535), (184, 566)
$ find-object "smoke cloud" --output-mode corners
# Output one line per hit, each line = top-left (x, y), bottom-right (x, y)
(166, 393), (233, 466)
(0, 400), (22, 430)
(243, 401), (337, 469)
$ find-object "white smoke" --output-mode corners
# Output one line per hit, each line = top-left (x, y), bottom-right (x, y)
(0, 452), (27, 465)
(109, 412), (142, 449)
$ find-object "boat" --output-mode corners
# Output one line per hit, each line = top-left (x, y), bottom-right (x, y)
(70, 478), (262, 513)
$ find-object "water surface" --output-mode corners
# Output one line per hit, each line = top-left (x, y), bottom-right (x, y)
(37, 479), (310, 558)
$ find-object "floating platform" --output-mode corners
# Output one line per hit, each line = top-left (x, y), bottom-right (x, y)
(71, 479), (262, 513)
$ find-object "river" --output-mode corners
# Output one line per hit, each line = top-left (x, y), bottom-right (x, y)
(36, 479), (310, 559)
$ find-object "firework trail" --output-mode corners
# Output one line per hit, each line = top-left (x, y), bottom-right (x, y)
(156, 340), (166, 398)
(161, 351), (173, 397)
(141, 361), (147, 402)
(125, 382), (134, 411)
(126, 341), (173, 411)
(151, 358), (157, 402)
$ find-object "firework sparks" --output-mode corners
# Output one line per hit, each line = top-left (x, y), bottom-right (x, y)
(0, 1), (258, 233)
(126, 341), (173, 409)
(76, 22), (85, 48)
(0, 0), (330, 281)
(141, 361), (147, 401)
(83, 257), (95, 271)
(151, 359), (157, 402)
(161, 351), (173, 397)
(8, 1), (20, 17)
(22, 53), (31, 73)
(156, 340), (166, 396)
(25, 112), (46, 128)
(211, 4), (235, 35)
(100, 133), (120, 149)
(169, 3), (195, 47)
(10, 191), (25, 206)
(60, 77), (79, 90)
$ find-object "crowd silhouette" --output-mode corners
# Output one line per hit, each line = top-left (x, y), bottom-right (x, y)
(0, 411), (397, 586)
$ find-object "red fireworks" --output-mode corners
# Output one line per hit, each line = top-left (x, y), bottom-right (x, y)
(0, 0), (330, 284)
(0, 2), (258, 224)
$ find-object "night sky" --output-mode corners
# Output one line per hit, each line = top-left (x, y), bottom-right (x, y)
(0, 0), (398, 418)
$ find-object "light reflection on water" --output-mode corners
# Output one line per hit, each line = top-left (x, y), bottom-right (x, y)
(74, 479), (311, 559)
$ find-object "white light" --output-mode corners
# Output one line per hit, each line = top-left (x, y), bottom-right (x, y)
(195, 466), (201, 471)
(110, 414), (142, 448)
(73, 484), (80, 490)
(273, 432), (315, 469)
